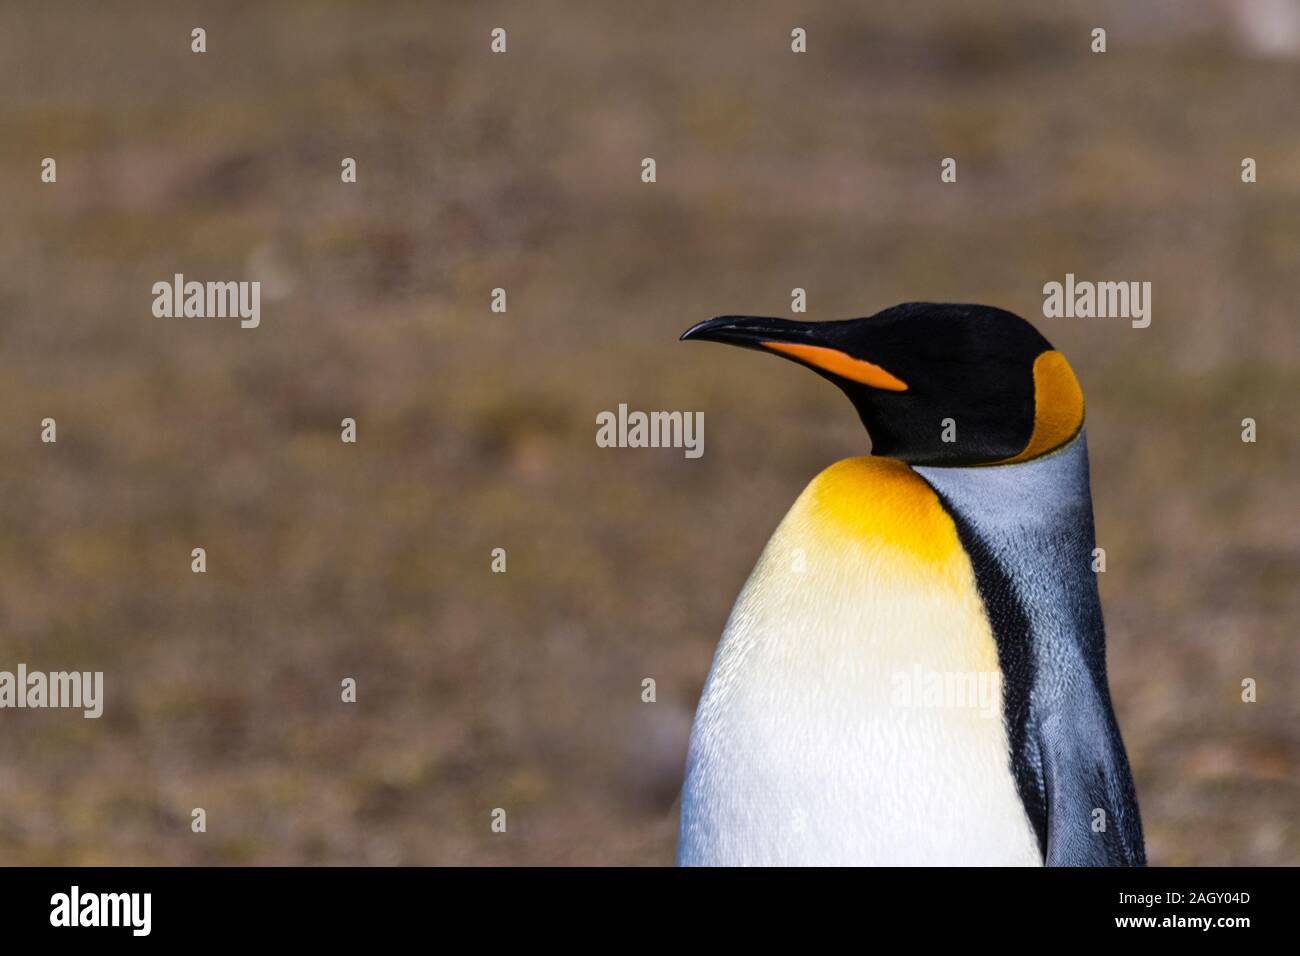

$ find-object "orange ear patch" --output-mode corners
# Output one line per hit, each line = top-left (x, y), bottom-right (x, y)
(997, 350), (1084, 464)
(760, 341), (909, 392)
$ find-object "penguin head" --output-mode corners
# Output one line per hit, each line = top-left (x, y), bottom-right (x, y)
(680, 302), (1083, 467)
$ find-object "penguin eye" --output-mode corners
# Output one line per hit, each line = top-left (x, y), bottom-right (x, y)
(994, 350), (1084, 464)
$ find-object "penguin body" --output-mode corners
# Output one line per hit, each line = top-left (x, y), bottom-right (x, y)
(677, 303), (1145, 867)
(677, 455), (1042, 866)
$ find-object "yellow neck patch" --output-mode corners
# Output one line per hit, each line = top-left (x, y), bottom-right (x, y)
(805, 457), (962, 566)
(996, 350), (1084, 465)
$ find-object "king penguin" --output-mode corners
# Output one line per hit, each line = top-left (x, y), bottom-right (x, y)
(676, 303), (1144, 866)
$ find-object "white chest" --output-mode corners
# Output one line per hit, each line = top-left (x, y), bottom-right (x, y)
(677, 459), (1043, 866)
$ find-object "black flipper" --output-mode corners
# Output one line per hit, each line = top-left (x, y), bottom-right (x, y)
(1040, 708), (1146, 866)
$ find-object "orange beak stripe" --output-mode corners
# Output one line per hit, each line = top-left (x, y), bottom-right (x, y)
(761, 341), (909, 392)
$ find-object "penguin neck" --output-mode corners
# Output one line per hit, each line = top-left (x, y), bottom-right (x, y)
(912, 430), (1095, 545)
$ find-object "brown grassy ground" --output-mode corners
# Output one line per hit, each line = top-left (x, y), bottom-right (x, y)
(0, 1), (1295, 864)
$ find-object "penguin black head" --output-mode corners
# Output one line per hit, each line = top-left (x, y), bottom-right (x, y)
(680, 302), (1083, 467)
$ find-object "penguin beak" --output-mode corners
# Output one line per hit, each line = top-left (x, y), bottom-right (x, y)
(680, 316), (908, 392)
(680, 315), (819, 349)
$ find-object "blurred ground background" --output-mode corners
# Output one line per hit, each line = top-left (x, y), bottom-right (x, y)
(0, 1), (1296, 865)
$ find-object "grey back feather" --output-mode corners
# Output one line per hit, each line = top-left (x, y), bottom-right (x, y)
(917, 432), (1146, 866)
